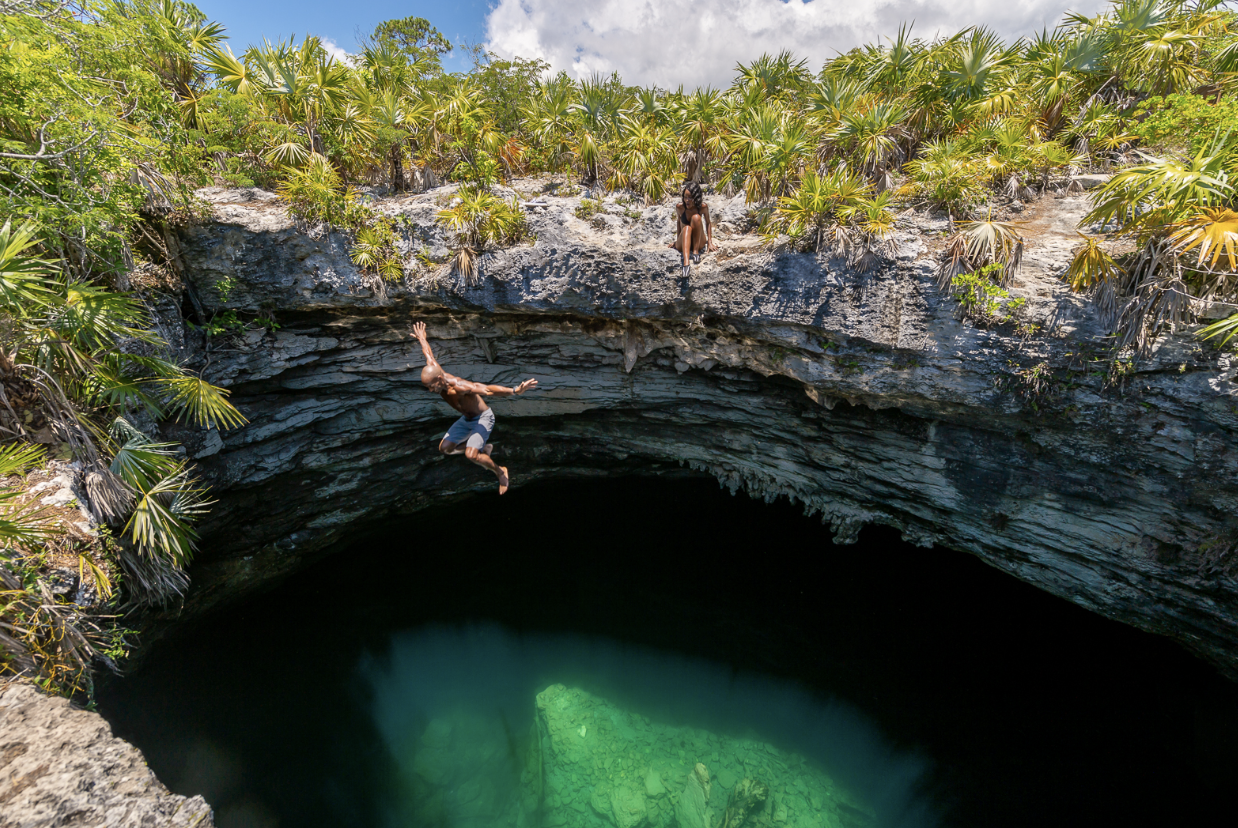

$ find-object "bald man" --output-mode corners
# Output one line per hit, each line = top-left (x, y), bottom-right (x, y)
(411, 321), (538, 494)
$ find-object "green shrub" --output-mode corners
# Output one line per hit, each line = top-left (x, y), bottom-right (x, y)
(951, 264), (1027, 326)
(276, 156), (369, 229)
(575, 198), (603, 220)
(436, 185), (529, 282)
(1132, 94), (1238, 156)
(350, 216), (406, 282)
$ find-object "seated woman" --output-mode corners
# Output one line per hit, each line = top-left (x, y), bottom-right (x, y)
(668, 181), (716, 275)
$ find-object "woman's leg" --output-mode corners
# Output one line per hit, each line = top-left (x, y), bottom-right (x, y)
(678, 221), (693, 265)
(690, 214), (706, 254)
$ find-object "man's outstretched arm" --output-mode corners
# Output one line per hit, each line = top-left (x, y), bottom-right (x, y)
(411, 321), (439, 370)
(483, 379), (539, 397)
(443, 377), (538, 396)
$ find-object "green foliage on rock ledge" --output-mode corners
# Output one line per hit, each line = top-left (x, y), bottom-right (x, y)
(8, 0), (1238, 691)
(161, 0), (1238, 350)
(0, 0), (214, 277)
(0, 1), (249, 697)
(1, 215), (244, 695)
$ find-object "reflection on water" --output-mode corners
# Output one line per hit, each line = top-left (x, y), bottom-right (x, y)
(365, 625), (932, 828)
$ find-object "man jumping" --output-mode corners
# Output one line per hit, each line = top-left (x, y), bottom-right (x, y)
(412, 321), (537, 494)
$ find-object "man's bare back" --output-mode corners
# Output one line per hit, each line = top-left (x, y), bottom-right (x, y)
(412, 321), (538, 494)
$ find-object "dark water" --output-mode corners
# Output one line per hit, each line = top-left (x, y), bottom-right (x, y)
(98, 477), (1238, 828)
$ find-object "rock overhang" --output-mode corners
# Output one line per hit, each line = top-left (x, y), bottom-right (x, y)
(158, 184), (1238, 680)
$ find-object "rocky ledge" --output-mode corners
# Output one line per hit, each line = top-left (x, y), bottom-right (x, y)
(0, 681), (213, 827)
(149, 181), (1238, 678)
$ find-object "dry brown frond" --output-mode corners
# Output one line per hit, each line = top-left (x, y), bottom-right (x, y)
(1113, 240), (1192, 354)
(83, 462), (135, 523)
(452, 246), (478, 284)
(0, 562), (113, 697)
(935, 235), (971, 291)
(115, 542), (190, 609)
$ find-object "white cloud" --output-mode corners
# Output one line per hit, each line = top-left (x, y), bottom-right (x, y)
(321, 38), (354, 65)
(484, 0), (1111, 89)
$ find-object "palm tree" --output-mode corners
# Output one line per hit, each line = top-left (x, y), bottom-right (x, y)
(944, 28), (1016, 103)
(609, 115), (678, 203)
(904, 140), (989, 220)
(206, 36), (350, 166)
(763, 167), (895, 268)
(571, 76), (625, 184)
(0, 220), (245, 605)
(144, 0), (227, 130)
(725, 104), (783, 203)
(437, 186), (527, 282)
(836, 102), (909, 185)
(1068, 136), (1238, 351)
(864, 24), (922, 91)
(524, 78), (577, 183)
(670, 88), (726, 183)
(733, 51), (812, 102)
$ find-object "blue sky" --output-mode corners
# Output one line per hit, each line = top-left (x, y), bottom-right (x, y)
(194, 0), (493, 73)
(192, 0), (1109, 89)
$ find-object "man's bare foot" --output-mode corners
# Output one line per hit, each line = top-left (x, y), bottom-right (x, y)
(497, 466), (510, 495)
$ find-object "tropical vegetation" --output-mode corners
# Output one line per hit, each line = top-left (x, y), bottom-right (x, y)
(7, 0), (1238, 693)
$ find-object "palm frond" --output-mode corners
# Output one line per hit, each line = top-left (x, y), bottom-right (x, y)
(1066, 235), (1126, 292)
(0, 441), (45, 478)
(158, 375), (248, 430)
(1199, 311), (1238, 346)
(0, 443), (51, 546)
(1169, 208), (1238, 272)
(954, 214), (1025, 284)
(0, 221), (58, 313)
(78, 554), (113, 602)
(124, 462), (212, 570)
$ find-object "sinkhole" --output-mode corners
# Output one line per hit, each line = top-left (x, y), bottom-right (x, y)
(97, 477), (1238, 828)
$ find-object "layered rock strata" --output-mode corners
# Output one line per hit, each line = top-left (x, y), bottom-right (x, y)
(155, 184), (1238, 679)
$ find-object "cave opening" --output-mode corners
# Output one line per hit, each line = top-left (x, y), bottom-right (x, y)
(97, 477), (1238, 828)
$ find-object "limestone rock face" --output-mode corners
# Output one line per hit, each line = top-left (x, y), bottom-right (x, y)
(158, 184), (1238, 679)
(0, 681), (214, 827)
(533, 684), (869, 828)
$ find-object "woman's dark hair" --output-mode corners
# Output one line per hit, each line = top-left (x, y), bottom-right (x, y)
(681, 180), (704, 209)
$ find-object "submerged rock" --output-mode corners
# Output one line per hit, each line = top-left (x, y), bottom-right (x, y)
(400, 712), (523, 828)
(719, 777), (771, 828)
(674, 763), (712, 828)
(643, 766), (665, 796)
(533, 683), (873, 828)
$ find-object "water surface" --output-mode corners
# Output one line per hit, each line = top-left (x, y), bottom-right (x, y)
(98, 477), (1238, 828)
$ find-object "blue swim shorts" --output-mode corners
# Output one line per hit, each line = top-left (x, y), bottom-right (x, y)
(443, 409), (495, 450)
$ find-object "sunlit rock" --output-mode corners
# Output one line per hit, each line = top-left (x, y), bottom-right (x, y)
(533, 683), (872, 828)
(0, 682), (214, 827)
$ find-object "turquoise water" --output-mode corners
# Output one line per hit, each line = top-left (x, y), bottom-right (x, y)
(365, 625), (929, 828)
(97, 477), (1238, 828)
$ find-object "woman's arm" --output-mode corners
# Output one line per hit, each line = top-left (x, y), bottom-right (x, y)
(704, 205), (717, 251)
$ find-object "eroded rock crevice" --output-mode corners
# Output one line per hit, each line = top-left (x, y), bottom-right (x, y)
(160, 187), (1238, 679)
